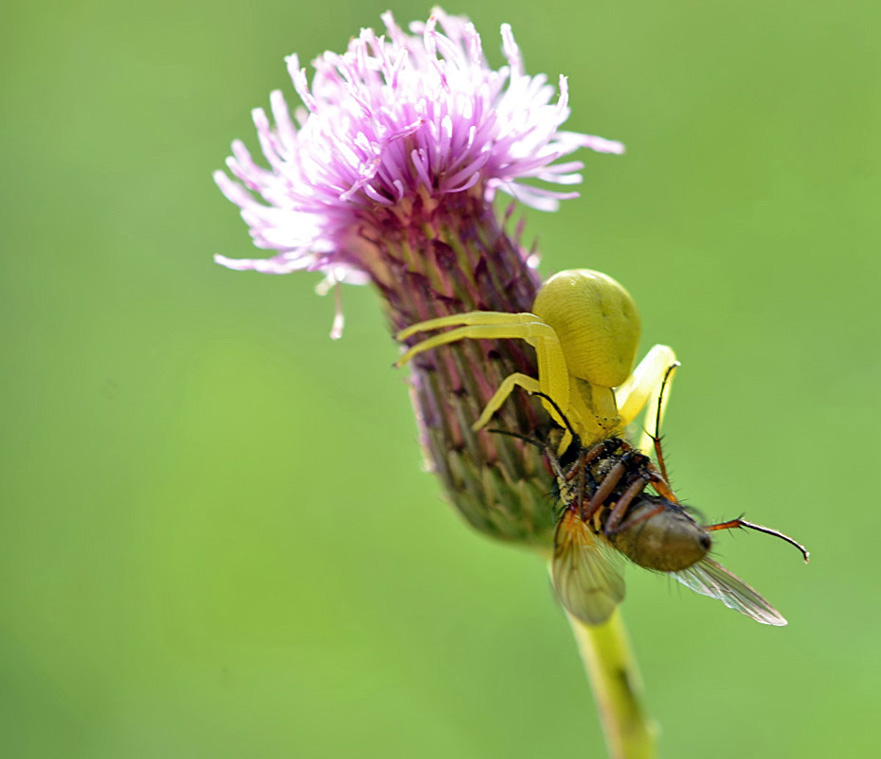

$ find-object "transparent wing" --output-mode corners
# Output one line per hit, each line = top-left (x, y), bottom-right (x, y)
(672, 557), (787, 626)
(552, 510), (626, 625)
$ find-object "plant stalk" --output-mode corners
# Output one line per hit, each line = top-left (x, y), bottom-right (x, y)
(567, 608), (657, 759)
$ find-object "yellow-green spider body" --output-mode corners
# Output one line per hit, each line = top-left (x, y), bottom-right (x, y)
(395, 269), (677, 452)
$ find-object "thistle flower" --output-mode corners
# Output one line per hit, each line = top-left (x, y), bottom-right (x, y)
(215, 8), (623, 548)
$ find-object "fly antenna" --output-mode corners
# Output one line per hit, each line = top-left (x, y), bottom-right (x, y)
(486, 427), (568, 483)
(648, 361), (680, 483)
(487, 427), (573, 514)
(485, 428), (547, 449)
(531, 390), (579, 448)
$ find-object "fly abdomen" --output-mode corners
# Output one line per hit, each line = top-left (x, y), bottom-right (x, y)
(607, 497), (711, 572)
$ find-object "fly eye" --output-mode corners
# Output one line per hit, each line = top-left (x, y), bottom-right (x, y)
(699, 534), (712, 551)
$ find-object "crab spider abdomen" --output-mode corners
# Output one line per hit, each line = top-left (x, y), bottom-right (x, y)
(532, 269), (641, 388)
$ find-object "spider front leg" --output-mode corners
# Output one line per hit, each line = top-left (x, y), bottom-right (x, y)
(472, 373), (574, 453)
(395, 313), (576, 446)
(614, 344), (679, 455)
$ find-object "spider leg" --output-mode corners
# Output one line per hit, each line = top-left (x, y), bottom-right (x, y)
(469, 373), (574, 453)
(471, 372), (541, 428)
(395, 311), (541, 342)
(396, 317), (576, 444)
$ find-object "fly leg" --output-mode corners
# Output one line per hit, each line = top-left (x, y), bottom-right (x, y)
(603, 474), (653, 534)
(583, 458), (628, 521)
(611, 501), (667, 535)
(643, 361), (679, 485)
(646, 469), (679, 505)
(705, 518), (810, 562)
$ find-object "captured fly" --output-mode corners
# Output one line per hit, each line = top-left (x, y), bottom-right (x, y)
(548, 434), (809, 626)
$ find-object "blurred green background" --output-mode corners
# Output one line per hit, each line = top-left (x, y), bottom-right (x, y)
(3, 0), (879, 756)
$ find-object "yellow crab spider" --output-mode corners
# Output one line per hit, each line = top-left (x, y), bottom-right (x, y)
(395, 269), (677, 453)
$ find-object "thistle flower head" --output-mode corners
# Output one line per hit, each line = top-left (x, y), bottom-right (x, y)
(215, 8), (622, 281)
(215, 9), (623, 546)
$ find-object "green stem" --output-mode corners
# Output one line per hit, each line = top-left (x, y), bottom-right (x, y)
(567, 608), (657, 759)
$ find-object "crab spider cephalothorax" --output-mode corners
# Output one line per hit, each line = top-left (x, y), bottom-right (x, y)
(395, 269), (677, 453)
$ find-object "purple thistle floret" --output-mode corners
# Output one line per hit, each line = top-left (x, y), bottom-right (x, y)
(215, 8), (622, 282)
(215, 9), (622, 546)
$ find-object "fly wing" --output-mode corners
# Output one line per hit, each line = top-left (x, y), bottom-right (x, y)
(552, 511), (626, 625)
(672, 557), (787, 626)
